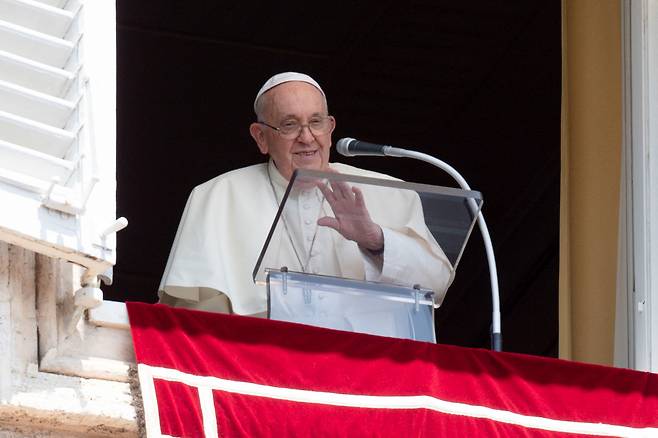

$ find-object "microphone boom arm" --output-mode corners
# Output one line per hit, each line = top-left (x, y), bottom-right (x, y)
(383, 146), (502, 352)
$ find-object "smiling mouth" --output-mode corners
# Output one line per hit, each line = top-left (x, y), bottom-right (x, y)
(293, 150), (318, 157)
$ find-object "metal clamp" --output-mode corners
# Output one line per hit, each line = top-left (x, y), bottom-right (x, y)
(413, 284), (421, 312)
(280, 266), (288, 295)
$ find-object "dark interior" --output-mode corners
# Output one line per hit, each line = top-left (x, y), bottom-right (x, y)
(107, 1), (561, 356)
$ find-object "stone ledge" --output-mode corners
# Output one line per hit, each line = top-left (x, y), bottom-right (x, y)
(1, 370), (138, 437)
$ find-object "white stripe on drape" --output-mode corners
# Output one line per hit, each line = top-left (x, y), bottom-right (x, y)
(138, 363), (657, 437)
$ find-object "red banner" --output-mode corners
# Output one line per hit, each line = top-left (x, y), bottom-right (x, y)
(127, 302), (658, 437)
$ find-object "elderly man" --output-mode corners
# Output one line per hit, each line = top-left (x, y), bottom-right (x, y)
(159, 72), (453, 316)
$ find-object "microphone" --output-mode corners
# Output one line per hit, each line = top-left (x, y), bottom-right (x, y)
(336, 137), (393, 157)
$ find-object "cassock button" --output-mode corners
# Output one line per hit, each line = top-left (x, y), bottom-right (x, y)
(306, 235), (313, 241)
(303, 204), (310, 210)
(304, 219), (311, 225)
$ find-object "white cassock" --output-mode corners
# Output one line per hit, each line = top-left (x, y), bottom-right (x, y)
(159, 160), (454, 316)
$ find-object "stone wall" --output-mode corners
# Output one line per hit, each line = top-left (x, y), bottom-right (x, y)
(0, 243), (138, 437)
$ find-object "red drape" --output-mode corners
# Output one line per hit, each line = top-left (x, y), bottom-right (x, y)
(127, 302), (658, 437)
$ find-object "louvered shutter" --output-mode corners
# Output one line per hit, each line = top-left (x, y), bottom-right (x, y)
(0, 0), (117, 277)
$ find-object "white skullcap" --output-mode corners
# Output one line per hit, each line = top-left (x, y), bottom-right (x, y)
(254, 72), (325, 113)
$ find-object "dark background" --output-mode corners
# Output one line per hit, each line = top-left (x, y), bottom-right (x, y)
(107, 1), (561, 356)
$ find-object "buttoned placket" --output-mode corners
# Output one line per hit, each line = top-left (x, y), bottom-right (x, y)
(299, 188), (321, 274)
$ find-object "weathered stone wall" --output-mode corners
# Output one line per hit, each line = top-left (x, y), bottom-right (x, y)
(0, 243), (138, 437)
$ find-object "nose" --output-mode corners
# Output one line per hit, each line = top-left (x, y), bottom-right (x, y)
(297, 124), (315, 143)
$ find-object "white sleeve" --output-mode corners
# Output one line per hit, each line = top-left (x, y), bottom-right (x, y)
(362, 227), (454, 306)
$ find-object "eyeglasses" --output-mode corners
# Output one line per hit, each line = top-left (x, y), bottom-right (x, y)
(258, 115), (334, 139)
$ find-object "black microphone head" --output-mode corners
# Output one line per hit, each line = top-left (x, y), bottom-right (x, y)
(336, 137), (357, 156)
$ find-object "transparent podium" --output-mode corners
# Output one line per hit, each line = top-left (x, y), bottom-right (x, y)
(253, 169), (482, 343)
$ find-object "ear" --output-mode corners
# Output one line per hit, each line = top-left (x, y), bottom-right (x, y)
(249, 123), (269, 155)
(328, 116), (336, 145)
(328, 115), (336, 136)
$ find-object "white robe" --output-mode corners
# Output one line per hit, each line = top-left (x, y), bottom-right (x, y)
(159, 161), (453, 315)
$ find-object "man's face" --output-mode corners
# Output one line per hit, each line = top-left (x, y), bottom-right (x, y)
(250, 81), (335, 180)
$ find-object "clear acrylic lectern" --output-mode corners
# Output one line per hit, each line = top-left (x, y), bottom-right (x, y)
(252, 169), (482, 342)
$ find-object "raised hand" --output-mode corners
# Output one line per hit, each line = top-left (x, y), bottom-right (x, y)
(316, 179), (384, 252)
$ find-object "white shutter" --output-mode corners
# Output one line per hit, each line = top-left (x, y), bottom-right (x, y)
(0, 0), (118, 278)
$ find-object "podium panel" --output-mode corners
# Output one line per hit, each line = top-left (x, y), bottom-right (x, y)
(254, 169), (483, 341)
(267, 269), (436, 342)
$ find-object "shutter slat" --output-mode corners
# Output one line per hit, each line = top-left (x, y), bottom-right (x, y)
(0, 19), (74, 69)
(0, 166), (74, 197)
(0, 0), (76, 39)
(0, 138), (73, 182)
(31, 0), (68, 8)
(0, 79), (75, 128)
(0, 109), (75, 158)
(0, 49), (74, 97)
